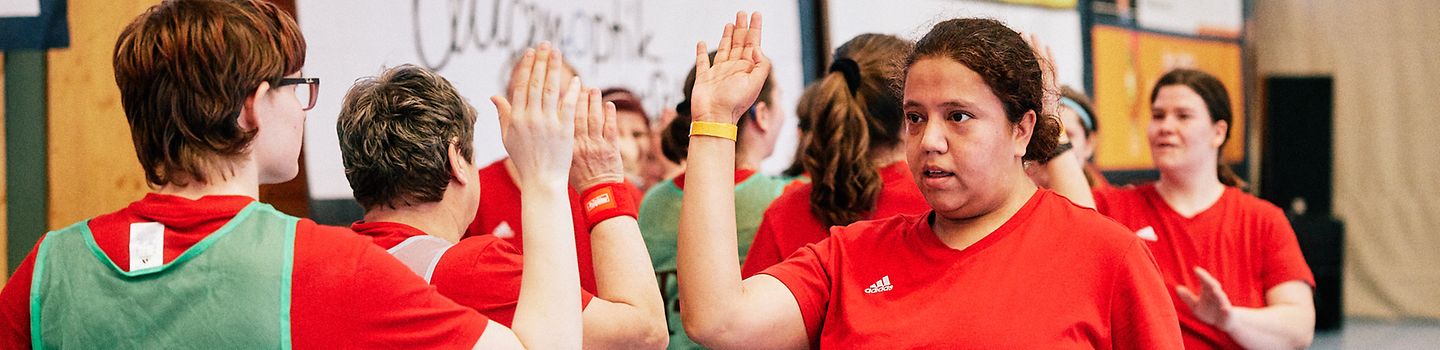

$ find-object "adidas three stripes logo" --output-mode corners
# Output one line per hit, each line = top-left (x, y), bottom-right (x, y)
(864, 276), (893, 294)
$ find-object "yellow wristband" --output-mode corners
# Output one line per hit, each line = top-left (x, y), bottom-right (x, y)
(689, 121), (738, 141)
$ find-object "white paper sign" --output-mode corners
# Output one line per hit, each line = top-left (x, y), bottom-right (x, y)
(0, 0), (41, 18)
(300, 0), (806, 199)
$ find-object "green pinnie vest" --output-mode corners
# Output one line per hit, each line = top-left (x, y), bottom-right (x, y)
(30, 202), (297, 349)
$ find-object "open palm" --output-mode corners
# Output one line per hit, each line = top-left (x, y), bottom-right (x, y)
(690, 12), (771, 125)
(491, 42), (581, 189)
(1176, 266), (1235, 329)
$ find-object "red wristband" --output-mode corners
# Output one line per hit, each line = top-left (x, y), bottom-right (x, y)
(580, 182), (639, 230)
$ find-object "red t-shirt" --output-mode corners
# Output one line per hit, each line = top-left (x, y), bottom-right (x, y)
(741, 162), (928, 278)
(353, 221), (595, 326)
(1093, 184), (1315, 350)
(761, 190), (1183, 349)
(464, 158), (599, 292)
(0, 194), (489, 348)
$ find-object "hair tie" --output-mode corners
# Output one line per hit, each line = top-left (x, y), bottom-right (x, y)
(675, 100), (691, 116)
(1059, 97), (1094, 131)
(828, 58), (862, 96)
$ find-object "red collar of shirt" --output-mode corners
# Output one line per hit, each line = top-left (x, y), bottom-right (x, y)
(350, 221), (429, 249)
(914, 189), (1045, 258)
(1137, 183), (1236, 220)
(125, 192), (257, 231)
(84, 193), (258, 271)
(673, 168), (757, 190)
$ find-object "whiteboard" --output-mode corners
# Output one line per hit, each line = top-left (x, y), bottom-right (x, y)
(299, 0), (805, 199)
(827, 0), (1085, 92)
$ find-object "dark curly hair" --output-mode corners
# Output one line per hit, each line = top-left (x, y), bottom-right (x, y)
(904, 18), (1060, 162)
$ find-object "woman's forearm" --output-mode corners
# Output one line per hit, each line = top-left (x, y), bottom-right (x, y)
(512, 183), (584, 349)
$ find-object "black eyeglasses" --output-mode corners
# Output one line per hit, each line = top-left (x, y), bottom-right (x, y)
(275, 77), (320, 111)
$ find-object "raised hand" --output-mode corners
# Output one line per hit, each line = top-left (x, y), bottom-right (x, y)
(569, 87), (625, 192)
(1023, 32), (1062, 126)
(690, 11), (771, 125)
(1176, 266), (1235, 329)
(491, 42), (583, 190)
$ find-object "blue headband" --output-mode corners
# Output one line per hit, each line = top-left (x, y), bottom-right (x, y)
(1059, 96), (1094, 131)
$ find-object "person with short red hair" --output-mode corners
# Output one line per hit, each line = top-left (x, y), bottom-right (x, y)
(0, 1), (584, 348)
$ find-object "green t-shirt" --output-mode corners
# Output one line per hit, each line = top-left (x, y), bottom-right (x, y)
(639, 173), (789, 350)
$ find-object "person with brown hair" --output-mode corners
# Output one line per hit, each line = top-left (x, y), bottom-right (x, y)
(739, 34), (931, 277)
(639, 50), (791, 350)
(673, 13), (1181, 348)
(1089, 69), (1316, 349)
(779, 82), (821, 179)
(337, 59), (666, 349)
(0, 0), (575, 348)
(1027, 85), (1113, 189)
(601, 88), (660, 191)
(642, 106), (686, 184)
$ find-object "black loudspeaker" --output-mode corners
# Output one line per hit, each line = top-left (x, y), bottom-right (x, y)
(1288, 213), (1344, 331)
(1263, 76), (1344, 331)
(1261, 76), (1334, 215)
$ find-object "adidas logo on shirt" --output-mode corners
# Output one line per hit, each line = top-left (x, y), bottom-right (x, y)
(1136, 226), (1158, 242)
(864, 276), (893, 294)
(492, 221), (516, 239)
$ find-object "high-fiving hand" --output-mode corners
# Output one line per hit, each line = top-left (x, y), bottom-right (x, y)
(569, 88), (625, 192)
(1022, 32), (1062, 130)
(689, 11), (771, 125)
(492, 42), (582, 190)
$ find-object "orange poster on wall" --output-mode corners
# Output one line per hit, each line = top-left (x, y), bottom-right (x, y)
(1091, 24), (1245, 170)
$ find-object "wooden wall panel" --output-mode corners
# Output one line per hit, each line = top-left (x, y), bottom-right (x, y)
(47, 0), (314, 225)
(46, 0), (160, 228)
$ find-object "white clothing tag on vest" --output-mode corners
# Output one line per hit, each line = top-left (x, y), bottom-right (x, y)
(130, 222), (165, 270)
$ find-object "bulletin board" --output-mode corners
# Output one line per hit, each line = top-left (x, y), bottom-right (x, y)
(1090, 24), (1245, 170)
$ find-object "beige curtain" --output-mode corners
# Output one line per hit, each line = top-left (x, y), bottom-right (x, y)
(1253, 0), (1440, 319)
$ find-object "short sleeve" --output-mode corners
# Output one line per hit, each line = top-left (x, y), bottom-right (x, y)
(741, 210), (786, 279)
(291, 222), (490, 348)
(638, 187), (681, 274)
(757, 233), (837, 345)
(1109, 239), (1184, 349)
(432, 236), (594, 327)
(1258, 208), (1316, 290)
